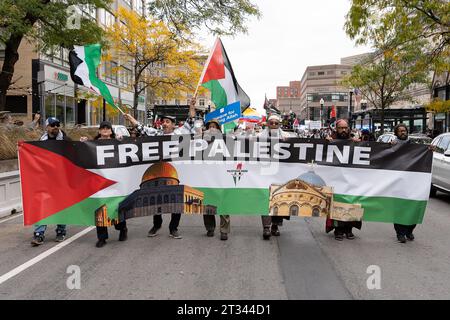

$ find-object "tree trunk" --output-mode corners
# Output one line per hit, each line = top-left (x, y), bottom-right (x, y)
(380, 104), (385, 134)
(133, 88), (139, 119)
(0, 35), (23, 111)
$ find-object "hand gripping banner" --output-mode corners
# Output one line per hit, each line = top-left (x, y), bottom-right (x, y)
(18, 135), (433, 226)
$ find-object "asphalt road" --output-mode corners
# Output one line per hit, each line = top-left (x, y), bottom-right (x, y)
(0, 192), (448, 300)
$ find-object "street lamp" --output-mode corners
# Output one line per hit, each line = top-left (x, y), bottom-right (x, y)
(320, 98), (324, 127)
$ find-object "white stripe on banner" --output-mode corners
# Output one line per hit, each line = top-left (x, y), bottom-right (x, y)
(89, 162), (431, 201)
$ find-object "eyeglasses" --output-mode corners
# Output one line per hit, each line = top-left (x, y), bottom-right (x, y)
(50, 123), (60, 128)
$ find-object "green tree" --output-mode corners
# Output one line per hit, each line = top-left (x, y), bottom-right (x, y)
(147, 0), (261, 36)
(106, 7), (203, 118)
(345, 0), (449, 70)
(343, 41), (429, 133)
(0, 0), (110, 111)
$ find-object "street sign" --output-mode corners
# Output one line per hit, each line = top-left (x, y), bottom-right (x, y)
(205, 101), (241, 125)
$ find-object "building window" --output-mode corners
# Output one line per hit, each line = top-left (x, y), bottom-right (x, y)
(170, 194), (176, 203)
(150, 196), (155, 205)
(164, 195), (169, 203)
(273, 206), (278, 215)
(99, 8), (115, 27)
(103, 61), (118, 84)
(157, 195), (162, 204)
(199, 99), (205, 106)
(121, 67), (132, 88)
(175, 99), (180, 105)
(309, 72), (315, 76)
(290, 205), (299, 216)
(312, 207), (320, 217)
(327, 71), (334, 75)
(341, 71), (347, 75)
(143, 197), (148, 206)
(318, 71), (325, 76)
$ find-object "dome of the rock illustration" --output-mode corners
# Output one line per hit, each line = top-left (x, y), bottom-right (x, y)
(141, 162), (179, 184)
(297, 170), (326, 187)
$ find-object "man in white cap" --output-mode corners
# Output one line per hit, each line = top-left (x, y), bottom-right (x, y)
(258, 113), (292, 139)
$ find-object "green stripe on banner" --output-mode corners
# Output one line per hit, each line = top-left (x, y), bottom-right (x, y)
(33, 191), (427, 226)
(35, 196), (126, 226)
(202, 79), (227, 108)
(198, 188), (427, 224)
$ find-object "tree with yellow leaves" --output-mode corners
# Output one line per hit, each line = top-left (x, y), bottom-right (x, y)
(106, 7), (203, 117)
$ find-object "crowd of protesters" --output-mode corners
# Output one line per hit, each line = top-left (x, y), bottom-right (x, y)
(20, 97), (436, 248)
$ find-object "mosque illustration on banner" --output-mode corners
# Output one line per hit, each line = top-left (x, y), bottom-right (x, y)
(268, 169), (364, 220)
(117, 162), (217, 219)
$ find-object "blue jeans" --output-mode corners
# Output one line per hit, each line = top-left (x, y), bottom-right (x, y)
(34, 225), (66, 236)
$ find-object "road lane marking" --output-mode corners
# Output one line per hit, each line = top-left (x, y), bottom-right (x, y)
(0, 214), (23, 224)
(0, 226), (95, 286)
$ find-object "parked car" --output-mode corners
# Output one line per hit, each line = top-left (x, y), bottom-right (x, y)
(430, 132), (450, 196)
(377, 133), (432, 145)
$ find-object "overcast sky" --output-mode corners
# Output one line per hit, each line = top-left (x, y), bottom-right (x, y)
(197, 0), (372, 112)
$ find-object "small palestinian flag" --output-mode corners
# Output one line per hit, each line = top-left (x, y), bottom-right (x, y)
(199, 38), (250, 112)
(69, 44), (119, 111)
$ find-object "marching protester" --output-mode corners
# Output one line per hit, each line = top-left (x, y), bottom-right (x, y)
(202, 118), (231, 241)
(80, 121), (128, 248)
(325, 119), (362, 241)
(123, 98), (197, 239)
(257, 113), (292, 240)
(31, 117), (69, 246)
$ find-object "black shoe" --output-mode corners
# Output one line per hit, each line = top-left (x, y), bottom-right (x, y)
(31, 234), (44, 246)
(148, 226), (160, 237)
(55, 233), (66, 242)
(406, 233), (414, 241)
(345, 232), (355, 240)
(263, 228), (271, 240)
(119, 228), (128, 241)
(96, 239), (107, 248)
(397, 235), (406, 243)
(169, 230), (182, 239)
(335, 234), (344, 241)
(220, 232), (228, 241)
(206, 230), (214, 237)
(271, 225), (280, 236)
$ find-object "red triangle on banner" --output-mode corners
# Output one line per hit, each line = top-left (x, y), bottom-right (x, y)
(18, 142), (117, 225)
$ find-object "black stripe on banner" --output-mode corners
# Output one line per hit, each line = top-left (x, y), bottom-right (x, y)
(26, 135), (433, 173)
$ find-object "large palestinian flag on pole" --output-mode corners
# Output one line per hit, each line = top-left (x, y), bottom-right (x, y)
(199, 38), (250, 132)
(69, 44), (120, 111)
(19, 136), (433, 227)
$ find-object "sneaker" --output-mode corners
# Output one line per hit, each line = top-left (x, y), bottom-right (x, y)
(220, 232), (228, 241)
(206, 230), (214, 237)
(334, 234), (344, 241)
(119, 228), (128, 241)
(271, 225), (280, 236)
(96, 239), (107, 248)
(31, 234), (44, 246)
(55, 234), (66, 242)
(345, 232), (355, 240)
(406, 233), (415, 241)
(169, 230), (182, 239)
(397, 235), (406, 243)
(263, 228), (271, 240)
(147, 226), (160, 237)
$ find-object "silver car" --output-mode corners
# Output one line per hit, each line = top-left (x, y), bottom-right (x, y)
(430, 132), (450, 196)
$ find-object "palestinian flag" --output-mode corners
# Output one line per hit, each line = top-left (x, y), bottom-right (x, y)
(200, 38), (250, 133)
(69, 44), (119, 111)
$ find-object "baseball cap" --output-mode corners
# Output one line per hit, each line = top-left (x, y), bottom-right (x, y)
(45, 117), (60, 127)
(99, 121), (112, 129)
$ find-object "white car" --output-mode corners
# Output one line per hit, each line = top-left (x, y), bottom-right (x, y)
(430, 132), (450, 196)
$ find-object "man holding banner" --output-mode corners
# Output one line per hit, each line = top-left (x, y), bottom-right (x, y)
(123, 98), (197, 239)
(325, 119), (362, 241)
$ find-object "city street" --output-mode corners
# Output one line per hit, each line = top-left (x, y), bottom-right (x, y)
(0, 192), (448, 300)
